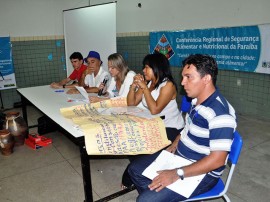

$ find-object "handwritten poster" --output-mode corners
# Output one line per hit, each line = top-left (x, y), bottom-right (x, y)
(91, 97), (127, 108)
(60, 97), (128, 118)
(60, 99), (170, 155)
(60, 103), (97, 119)
(81, 115), (170, 155)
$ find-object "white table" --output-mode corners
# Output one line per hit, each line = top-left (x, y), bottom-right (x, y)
(17, 85), (136, 202)
(17, 85), (86, 137)
(17, 85), (99, 202)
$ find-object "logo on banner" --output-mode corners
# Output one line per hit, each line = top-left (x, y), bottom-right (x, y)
(153, 34), (175, 60)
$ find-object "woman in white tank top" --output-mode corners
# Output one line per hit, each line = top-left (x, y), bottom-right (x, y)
(127, 53), (184, 141)
(122, 53), (185, 190)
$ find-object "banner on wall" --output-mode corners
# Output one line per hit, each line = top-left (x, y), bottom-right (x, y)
(0, 37), (17, 90)
(150, 24), (270, 74)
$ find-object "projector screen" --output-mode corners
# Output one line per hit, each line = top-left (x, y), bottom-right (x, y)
(63, 2), (116, 76)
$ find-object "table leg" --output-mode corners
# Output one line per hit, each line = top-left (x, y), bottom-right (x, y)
(20, 95), (28, 126)
(79, 143), (93, 202)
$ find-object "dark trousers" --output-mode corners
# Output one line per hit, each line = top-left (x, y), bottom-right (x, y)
(122, 127), (181, 187)
(128, 150), (218, 201)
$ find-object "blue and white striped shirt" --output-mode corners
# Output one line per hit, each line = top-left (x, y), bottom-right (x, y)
(177, 90), (237, 177)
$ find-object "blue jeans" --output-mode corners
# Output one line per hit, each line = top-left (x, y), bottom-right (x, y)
(128, 151), (219, 202)
(122, 127), (181, 187)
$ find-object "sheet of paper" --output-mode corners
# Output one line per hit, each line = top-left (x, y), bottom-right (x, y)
(65, 94), (88, 102)
(97, 106), (156, 119)
(142, 150), (205, 198)
(91, 97), (127, 108)
(60, 102), (171, 155)
(75, 86), (90, 102)
(81, 116), (171, 155)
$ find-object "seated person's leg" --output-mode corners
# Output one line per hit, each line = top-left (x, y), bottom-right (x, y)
(122, 154), (147, 188)
(136, 187), (186, 202)
(121, 164), (133, 188)
(122, 128), (181, 189)
(189, 174), (219, 198)
(166, 127), (182, 142)
(128, 151), (161, 193)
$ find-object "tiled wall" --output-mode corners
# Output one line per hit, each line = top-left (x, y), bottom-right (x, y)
(3, 33), (270, 119)
(217, 70), (270, 119)
(2, 36), (66, 109)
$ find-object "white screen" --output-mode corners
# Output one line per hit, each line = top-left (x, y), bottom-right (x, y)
(63, 2), (116, 76)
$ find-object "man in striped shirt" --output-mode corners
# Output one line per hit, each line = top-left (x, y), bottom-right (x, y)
(128, 54), (237, 202)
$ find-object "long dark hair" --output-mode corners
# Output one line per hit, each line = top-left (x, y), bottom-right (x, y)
(142, 53), (177, 89)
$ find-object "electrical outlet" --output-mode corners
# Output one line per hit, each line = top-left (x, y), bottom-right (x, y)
(237, 79), (241, 86)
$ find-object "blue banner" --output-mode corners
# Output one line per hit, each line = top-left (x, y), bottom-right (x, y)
(0, 37), (17, 90)
(150, 24), (270, 74)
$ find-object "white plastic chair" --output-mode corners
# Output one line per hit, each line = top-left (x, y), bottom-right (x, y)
(184, 131), (243, 202)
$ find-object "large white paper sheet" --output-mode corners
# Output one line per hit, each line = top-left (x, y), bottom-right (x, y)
(142, 150), (205, 198)
(75, 86), (90, 102)
(97, 106), (155, 119)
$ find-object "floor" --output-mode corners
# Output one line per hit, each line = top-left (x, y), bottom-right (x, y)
(0, 106), (270, 202)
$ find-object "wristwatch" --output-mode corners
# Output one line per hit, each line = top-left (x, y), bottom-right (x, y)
(177, 168), (184, 180)
(63, 84), (66, 88)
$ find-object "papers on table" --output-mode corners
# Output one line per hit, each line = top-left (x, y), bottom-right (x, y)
(60, 103), (171, 155)
(66, 94), (88, 102)
(76, 86), (90, 102)
(142, 150), (205, 198)
(97, 106), (156, 119)
(64, 86), (90, 103)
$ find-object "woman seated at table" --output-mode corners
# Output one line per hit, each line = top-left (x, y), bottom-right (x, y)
(121, 53), (185, 189)
(127, 53), (184, 141)
(89, 53), (136, 103)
